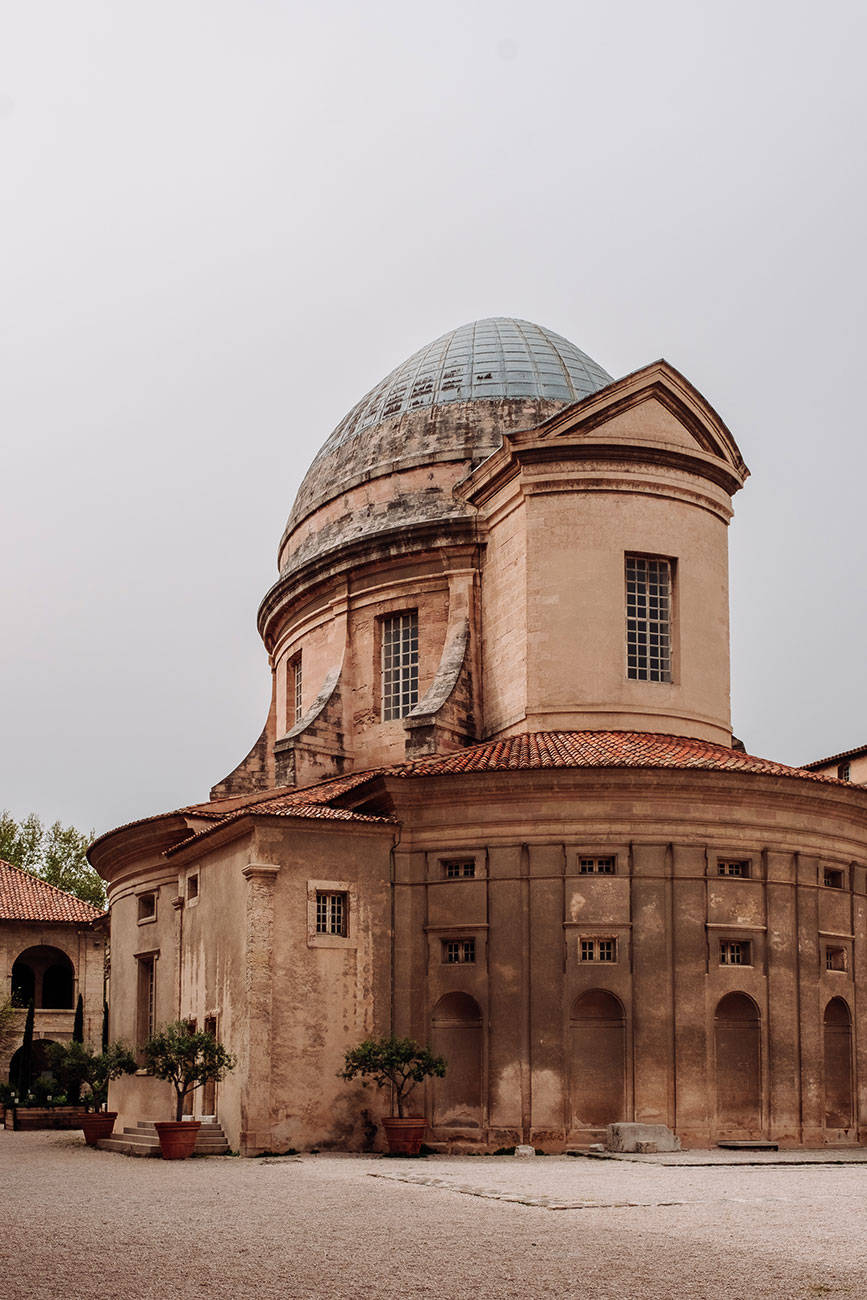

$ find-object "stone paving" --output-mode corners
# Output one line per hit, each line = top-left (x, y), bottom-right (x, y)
(4, 1130), (867, 1299)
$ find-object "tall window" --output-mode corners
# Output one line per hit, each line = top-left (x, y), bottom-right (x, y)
(381, 611), (418, 720)
(626, 556), (672, 682)
(136, 956), (156, 1045)
(290, 655), (303, 725)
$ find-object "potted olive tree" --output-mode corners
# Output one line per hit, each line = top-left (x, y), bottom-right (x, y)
(142, 1021), (236, 1159)
(46, 1040), (138, 1144)
(340, 1036), (446, 1155)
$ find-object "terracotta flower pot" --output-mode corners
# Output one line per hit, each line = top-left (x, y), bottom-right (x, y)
(80, 1112), (117, 1146)
(382, 1117), (427, 1155)
(154, 1120), (201, 1160)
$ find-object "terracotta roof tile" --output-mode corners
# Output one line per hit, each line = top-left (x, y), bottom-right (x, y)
(385, 731), (846, 784)
(802, 743), (867, 771)
(0, 859), (103, 923)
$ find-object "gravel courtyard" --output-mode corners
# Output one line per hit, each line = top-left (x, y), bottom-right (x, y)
(3, 1131), (867, 1300)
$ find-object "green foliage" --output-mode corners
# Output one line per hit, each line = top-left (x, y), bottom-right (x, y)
(143, 1022), (237, 1122)
(0, 810), (105, 909)
(46, 1040), (137, 1111)
(0, 997), (22, 1057)
(340, 1036), (446, 1118)
(15, 1000), (35, 1095)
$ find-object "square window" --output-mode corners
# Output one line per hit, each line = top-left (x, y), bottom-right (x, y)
(442, 859), (475, 879)
(720, 940), (751, 966)
(823, 868), (844, 889)
(718, 860), (750, 878)
(316, 891), (347, 937)
(826, 947), (847, 972)
(579, 857), (616, 874)
(443, 938), (475, 964)
(137, 893), (156, 923)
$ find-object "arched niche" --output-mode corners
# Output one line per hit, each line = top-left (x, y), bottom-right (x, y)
(12, 945), (75, 1009)
(431, 992), (483, 1129)
(715, 992), (761, 1135)
(569, 990), (626, 1131)
(824, 997), (853, 1131)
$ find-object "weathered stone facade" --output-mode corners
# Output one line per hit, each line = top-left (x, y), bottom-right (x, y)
(91, 317), (867, 1153)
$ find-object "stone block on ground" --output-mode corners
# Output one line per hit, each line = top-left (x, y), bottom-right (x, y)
(606, 1123), (680, 1153)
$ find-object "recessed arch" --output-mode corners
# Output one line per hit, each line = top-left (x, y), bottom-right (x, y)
(12, 945), (75, 1010)
(824, 997), (853, 1131)
(431, 992), (483, 1129)
(715, 992), (761, 1135)
(569, 989), (626, 1131)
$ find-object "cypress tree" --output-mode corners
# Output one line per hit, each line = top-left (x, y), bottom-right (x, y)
(73, 994), (84, 1042)
(102, 1000), (109, 1052)
(17, 1000), (34, 1098)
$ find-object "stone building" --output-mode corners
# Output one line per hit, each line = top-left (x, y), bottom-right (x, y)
(90, 318), (867, 1153)
(1, 858), (105, 1082)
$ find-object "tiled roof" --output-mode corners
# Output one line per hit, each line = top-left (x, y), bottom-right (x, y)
(802, 743), (867, 771)
(0, 859), (103, 923)
(386, 731), (845, 784)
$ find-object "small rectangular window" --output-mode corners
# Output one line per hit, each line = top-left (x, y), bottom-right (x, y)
(837, 763), (851, 781)
(187, 874), (199, 901)
(137, 893), (156, 922)
(626, 555), (672, 682)
(381, 611), (419, 720)
(720, 940), (751, 966)
(718, 860), (750, 878)
(443, 939), (475, 964)
(442, 860), (476, 879)
(316, 891), (347, 937)
(823, 868), (844, 889)
(580, 937), (617, 962)
(579, 857), (615, 875)
(826, 947), (847, 972)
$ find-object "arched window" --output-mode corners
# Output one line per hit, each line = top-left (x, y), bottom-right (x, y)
(431, 993), (483, 1129)
(824, 997), (853, 1131)
(569, 990), (626, 1131)
(715, 992), (761, 1135)
(12, 946), (75, 1009)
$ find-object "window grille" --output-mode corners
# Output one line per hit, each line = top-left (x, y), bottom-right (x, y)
(720, 940), (751, 966)
(579, 857), (615, 874)
(443, 860), (475, 879)
(826, 947), (847, 972)
(626, 556), (672, 682)
(837, 763), (851, 781)
(443, 939), (475, 964)
(316, 891), (347, 936)
(382, 612), (419, 720)
(580, 937), (617, 962)
(292, 656), (303, 724)
(718, 860), (750, 878)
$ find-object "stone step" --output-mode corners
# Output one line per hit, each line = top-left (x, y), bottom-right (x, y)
(98, 1120), (230, 1157)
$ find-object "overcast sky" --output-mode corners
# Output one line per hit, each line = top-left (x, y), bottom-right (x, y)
(2, 1), (865, 837)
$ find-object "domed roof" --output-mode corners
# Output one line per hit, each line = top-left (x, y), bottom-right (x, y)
(280, 318), (612, 575)
(323, 317), (612, 456)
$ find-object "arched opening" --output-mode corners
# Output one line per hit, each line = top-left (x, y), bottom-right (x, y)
(569, 990), (626, 1131)
(11, 946), (75, 1010)
(9, 1039), (59, 1092)
(431, 992), (483, 1129)
(824, 997), (853, 1132)
(715, 992), (761, 1135)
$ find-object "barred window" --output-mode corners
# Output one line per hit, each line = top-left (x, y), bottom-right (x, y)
(443, 939), (475, 964)
(720, 940), (751, 966)
(443, 860), (476, 879)
(579, 857), (615, 874)
(626, 556), (672, 682)
(718, 860), (750, 878)
(316, 891), (347, 937)
(826, 947), (847, 972)
(291, 655), (303, 724)
(580, 937), (617, 962)
(382, 612), (419, 720)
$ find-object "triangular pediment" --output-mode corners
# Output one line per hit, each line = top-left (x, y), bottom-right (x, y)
(517, 360), (749, 480)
